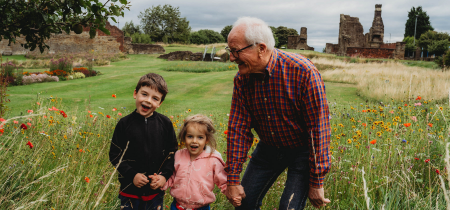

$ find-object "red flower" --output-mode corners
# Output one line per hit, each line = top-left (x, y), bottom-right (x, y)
(21, 123), (28, 130)
(27, 110), (33, 114)
(118, 113), (122, 116)
(428, 123), (433, 127)
(36, 102), (41, 105)
(415, 158), (419, 160)
(224, 130), (228, 135)
(0, 118), (5, 122)
(26, 141), (33, 149)
(89, 115), (93, 118)
(416, 96), (421, 100)
(425, 159), (430, 163)
(362, 110), (367, 113)
(404, 104), (408, 106)
(112, 108), (117, 111)
(0, 129), (4, 134)
(436, 169), (440, 175)
(112, 94), (116, 98)
(106, 115), (111, 118)
(362, 123), (367, 127)
(60, 110), (67, 118)
(248, 155), (252, 159)
(85, 177), (90, 183)
(403, 123), (411, 127)
(370, 139), (377, 144)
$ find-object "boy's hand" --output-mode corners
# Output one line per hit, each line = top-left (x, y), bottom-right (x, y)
(148, 173), (166, 190)
(133, 173), (149, 188)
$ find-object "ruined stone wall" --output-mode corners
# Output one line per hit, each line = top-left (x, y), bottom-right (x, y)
(325, 43), (339, 54)
(393, 42), (405, 59)
(346, 47), (395, 58)
(130, 44), (165, 54)
(338, 14), (366, 54)
(287, 27), (314, 51)
(0, 21), (124, 55)
(380, 43), (397, 49)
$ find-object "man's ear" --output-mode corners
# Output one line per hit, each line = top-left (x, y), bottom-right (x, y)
(259, 43), (268, 54)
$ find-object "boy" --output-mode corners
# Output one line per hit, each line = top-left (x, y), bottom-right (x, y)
(109, 73), (178, 210)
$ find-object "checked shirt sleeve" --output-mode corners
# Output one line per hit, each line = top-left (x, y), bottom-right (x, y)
(299, 64), (331, 189)
(225, 75), (254, 185)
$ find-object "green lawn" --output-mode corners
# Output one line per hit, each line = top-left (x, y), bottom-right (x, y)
(6, 53), (362, 117)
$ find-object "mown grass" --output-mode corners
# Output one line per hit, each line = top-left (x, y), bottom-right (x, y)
(2, 45), (450, 209)
(161, 61), (238, 73)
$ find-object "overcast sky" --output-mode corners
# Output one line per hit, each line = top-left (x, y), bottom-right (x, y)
(111, 0), (450, 51)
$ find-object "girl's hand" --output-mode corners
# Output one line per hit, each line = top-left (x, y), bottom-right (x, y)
(133, 173), (149, 188)
(148, 173), (166, 189)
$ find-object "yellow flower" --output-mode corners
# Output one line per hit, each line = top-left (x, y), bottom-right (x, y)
(347, 139), (352, 144)
(97, 134), (100, 137)
(64, 135), (67, 139)
(340, 149), (344, 153)
(439, 107), (443, 111)
(188, 109), (191, 112)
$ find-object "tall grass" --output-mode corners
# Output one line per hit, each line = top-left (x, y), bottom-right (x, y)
(314, 57), (450, 102)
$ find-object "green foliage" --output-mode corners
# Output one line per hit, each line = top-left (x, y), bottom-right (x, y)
(417, 31), (450, 53)
(220, 25), (232, 42)
(131, 33), (152, 44)
(434, 49), (450, 68)
(122, 20), (141, 35)
(269, 26), (279, 47)
(275, 26), (298, 48)
(0, 0), (131, 53)
(139, 4), (191, 43)
(189, 29), (224, 45)
(402, 36), (416, 54)
(404, 6), (434, 39)
(427, 39), (450, 56)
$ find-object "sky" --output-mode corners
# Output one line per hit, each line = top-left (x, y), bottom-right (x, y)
(110, 0), (450, 51)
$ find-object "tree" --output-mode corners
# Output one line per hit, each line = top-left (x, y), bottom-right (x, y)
(0, 0), (131, 53)
(189, 30), (224, 45)
(402, 36), (416, 56)
(269, 26), (279, 47)
(122, 21), (141, 35)
(404, 6), (434, 39)
(221, 25), (232, 42)
(428, 40), (450, 56)
(417, 31), (450, 53)
(131, 33), (152, 44)
(275, 26), (298, 48)
(139, 4), (191, 43)
(434, 49), (450, 69)
(189, 32), (209, 44)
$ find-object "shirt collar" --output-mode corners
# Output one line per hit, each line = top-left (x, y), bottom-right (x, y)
(265, 49), (278, 77)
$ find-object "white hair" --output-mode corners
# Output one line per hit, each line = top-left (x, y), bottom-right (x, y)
(231, 17), (275, 50)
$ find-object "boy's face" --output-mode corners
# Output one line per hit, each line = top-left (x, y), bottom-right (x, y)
(133, 86), (163, 118)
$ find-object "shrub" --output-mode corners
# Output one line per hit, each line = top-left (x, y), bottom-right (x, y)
(49, 56), (73, 73)
(73, 72), (86, 79)
(1, 62), (16, 77)
(22, 74), (59, 85)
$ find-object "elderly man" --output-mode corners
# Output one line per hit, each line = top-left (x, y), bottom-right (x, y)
(224, 17), (331, 210)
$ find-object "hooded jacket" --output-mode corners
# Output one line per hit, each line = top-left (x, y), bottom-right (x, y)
(109, 110), (178, 196)
(162, 147), (227, 209)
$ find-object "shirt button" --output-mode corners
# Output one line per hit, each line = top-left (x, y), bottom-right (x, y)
(262, 81), (265, 84)
(271, 132), (274, 135)
(268, 116), (270, 119)
(264, 98), (267, 101)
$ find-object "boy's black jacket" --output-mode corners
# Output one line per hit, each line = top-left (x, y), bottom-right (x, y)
(109, 110), (178, 196)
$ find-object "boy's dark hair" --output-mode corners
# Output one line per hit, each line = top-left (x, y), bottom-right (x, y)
(135, 73), (168, 102)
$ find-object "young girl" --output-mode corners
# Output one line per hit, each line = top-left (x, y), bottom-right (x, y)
(150, 114), (236, 210)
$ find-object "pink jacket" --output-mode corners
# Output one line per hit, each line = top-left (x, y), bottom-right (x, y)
(162, 147), (227, 209)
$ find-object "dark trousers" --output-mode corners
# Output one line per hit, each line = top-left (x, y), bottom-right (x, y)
(236, 143), (310, 210)
(119, 193), (164, 210)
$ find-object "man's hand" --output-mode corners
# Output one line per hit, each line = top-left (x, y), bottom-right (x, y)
(133, 173), (149, 188)
(225, 185), (245, 207)
(148, 173), (166, 190)
(308, 187), (330, 208)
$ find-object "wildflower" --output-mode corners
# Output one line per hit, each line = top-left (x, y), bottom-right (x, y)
(370, 139), (377, 144)
(118, 113), (122, 116)
(414, 102), (422, 106)
(398, 107), (402, 110)
(14, 120), (18, 124)
(64, 135), (67, 139)
(97, 134), (100, 137)
(79, 149), (83, 152)
(26, 141), (34, 149)
(404, 104), (408, 106)
(410, 116), (417, 122)
(362, 123), (367, 127)
(224, 130), (228, 135)
(403, 123), (411, 127)
(0, 129), (3, 134)
(112, 94), (116, 98)
(425, 159), (430, 163)
(402, 139), (407, 143)
(415, 158), (419, 160)
(88, 111), (91, 114)
(436, 169), (440, 175)
(89, 115), (93, 118)
(27, 110), (33, 114)
(362, 110), (367, 113)
(21, 123), (28, 130)
(389, 110), (394, 114)
(428, 123), (433, 127)
(440, 107), (443, 111)
(416, 96), (421, 100)
(85, 177), (90, 183)
(106, 115), (111, 118)
(0, 118), (5, 122)
(188, 109), (191, 112)
(60, 110), (67, 118)
(112, 108), (117, 111)
(347, 139), (352, 144)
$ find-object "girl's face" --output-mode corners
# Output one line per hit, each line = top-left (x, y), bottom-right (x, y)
(185, 123), (209, 161)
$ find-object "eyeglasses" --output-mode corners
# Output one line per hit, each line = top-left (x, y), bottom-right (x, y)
(225, 44), (254, 58)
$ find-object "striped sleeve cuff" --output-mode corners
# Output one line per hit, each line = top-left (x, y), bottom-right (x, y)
(309, 173), (325, 188)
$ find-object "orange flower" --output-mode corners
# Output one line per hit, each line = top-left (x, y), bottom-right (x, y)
(84, 177), (90, 183)
(112, 108), (117, 111)
(112, 94), (116, 98)
(118, 113), (122, 116)
(404, 104), (408, 106)
(428, 123), (433, 127)
(106, 115), (111, 118)
(403, 123), (411, 127)
(416, 96), (421, 100)
(362, 110), (367, 113)
(89, 115), (93, 118)
(370, 139), (377, 144)
(224, 130), (228, 135)
(79, 149), (83, 152)
(362, 123), (367, 127)
(0, 129), (4, 134)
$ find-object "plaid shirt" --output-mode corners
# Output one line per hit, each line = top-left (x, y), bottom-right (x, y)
(225, 49), (331, 188)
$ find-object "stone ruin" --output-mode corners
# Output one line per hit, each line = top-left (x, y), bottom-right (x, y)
(0, 22), (164, 56)
(325, 4), (405, 59)
(287, 27), (314, 51)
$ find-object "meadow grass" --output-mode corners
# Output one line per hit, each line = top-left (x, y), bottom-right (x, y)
(1, 46), (450, 209)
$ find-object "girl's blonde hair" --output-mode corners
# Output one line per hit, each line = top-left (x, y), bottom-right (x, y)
(178, 114), (217, 153)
